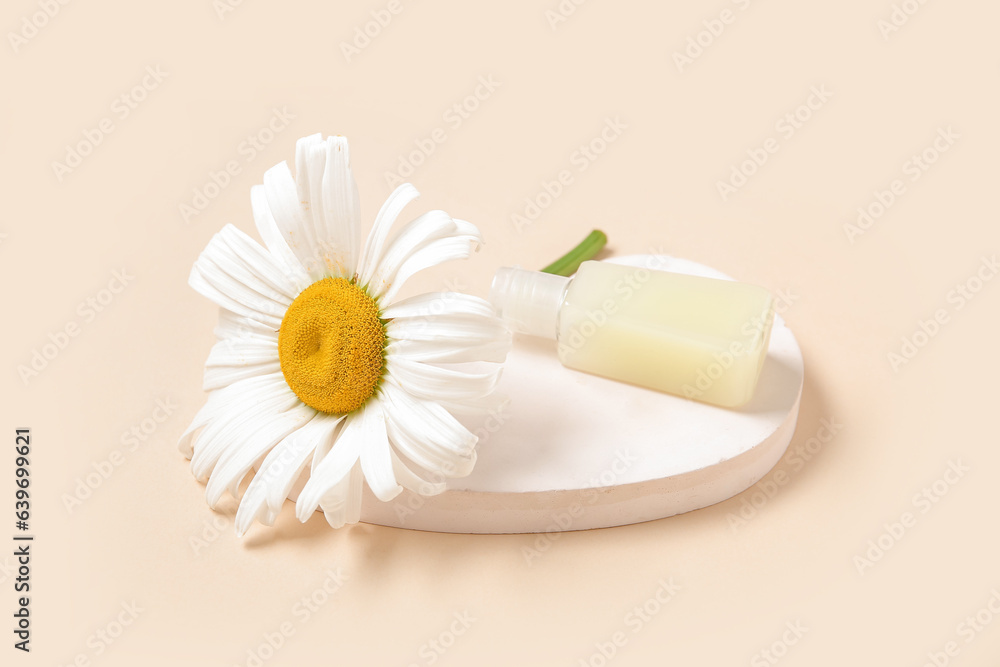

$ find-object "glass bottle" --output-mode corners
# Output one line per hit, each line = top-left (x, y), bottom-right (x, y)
(489, 260), (776, 408)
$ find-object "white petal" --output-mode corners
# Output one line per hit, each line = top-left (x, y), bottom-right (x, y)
(206, 402), (314, 508)
(316, 478), (348, 527)
(251, 184), (312, 292)
(383, 414), (459, 473)
(318, 464), (363, 529)
(263, 414), (342, 512)
(382, 292), (510, 362)
(205, 362), (283, 391)
(381, 291), (497, 319)
(388, 314), (508, 346)
(214, 308), (278, 342)
(189, 227), (292, 328)
(437, 391), (511, 416)
(179, 372), (284, 458)
(181, 375), (293, 481)
(261, 137), (360, 283)
(388, 357), (501, 402)
(263, 162), (315, 264)
(344, 465), (364, 524)
(190, 270), (281, 329)
(385, 307), (510, 364)
(365, 210), (458, 298)
(380, 380), (478, 455)
(357, 183), (420, 287)
(205, 310), (282, 392)
(380, 379), (477, 477)
(188, 373), (297, 481)
(296, 411), (365, 521)
(321, 137), (361, 276)
(234, 412), (342, 536)
(388, 418), (477, 479)
(385, 338), (509, 364)
(358, 401), (402, 502)
(380, 220), (482, 303)
(217, 225), (301, 301)
(206, 338), (278, 365)
(203, 333), (282, 391)
(390, 448), (446, 496)
(309, 419), (335, 475)
(299, 135), (360, 279)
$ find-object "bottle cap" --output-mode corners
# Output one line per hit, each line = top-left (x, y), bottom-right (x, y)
(489, 267), (569, 339)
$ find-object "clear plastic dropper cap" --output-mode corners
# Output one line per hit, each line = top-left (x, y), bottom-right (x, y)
(489, 267), (570, 340)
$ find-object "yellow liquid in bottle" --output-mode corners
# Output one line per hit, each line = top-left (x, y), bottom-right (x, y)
(556, 261), (775, 408)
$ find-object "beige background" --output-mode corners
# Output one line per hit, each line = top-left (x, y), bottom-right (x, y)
(3, 0), (999, 664)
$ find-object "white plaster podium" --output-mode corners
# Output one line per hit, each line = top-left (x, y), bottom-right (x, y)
(358, 255), (804, 533)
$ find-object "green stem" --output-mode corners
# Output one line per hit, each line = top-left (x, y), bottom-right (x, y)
(541, 229), (608, 276)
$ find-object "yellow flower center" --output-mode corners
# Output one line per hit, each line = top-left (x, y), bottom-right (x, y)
(278, 277), (386, 415)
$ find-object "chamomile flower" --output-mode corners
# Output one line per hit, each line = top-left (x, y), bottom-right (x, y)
(179, 134), (510, 535)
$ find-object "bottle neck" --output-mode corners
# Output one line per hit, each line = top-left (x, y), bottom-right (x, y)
(489, 267), (570, 339)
